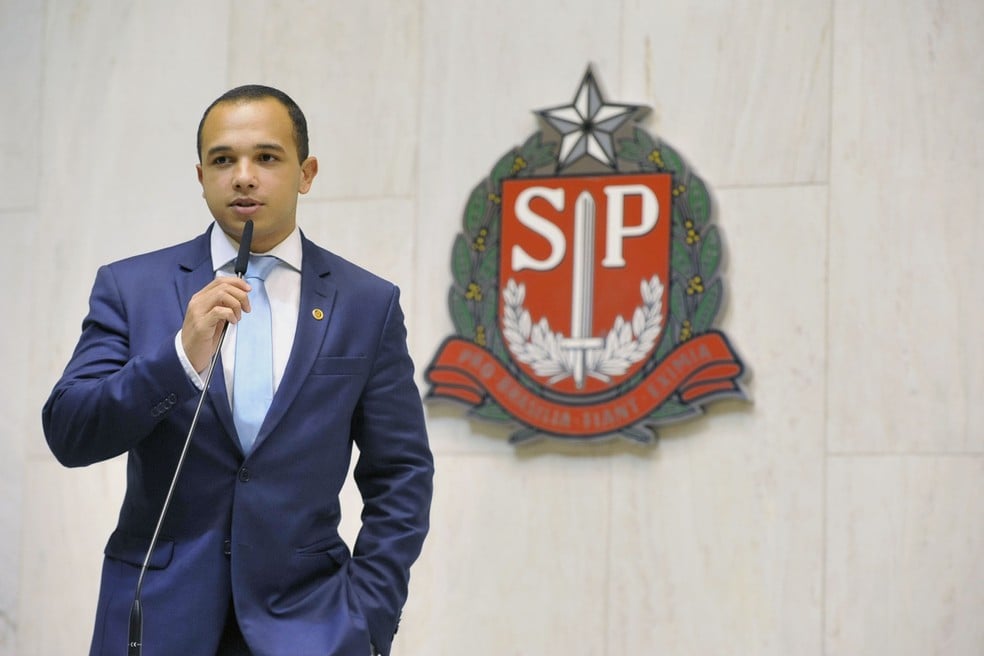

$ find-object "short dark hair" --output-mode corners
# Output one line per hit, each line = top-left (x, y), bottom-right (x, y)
(197, 85), (309, 162)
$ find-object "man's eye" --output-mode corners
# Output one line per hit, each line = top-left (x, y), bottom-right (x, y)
(212, 156), (231, 165)
(259, 153), (278, 162)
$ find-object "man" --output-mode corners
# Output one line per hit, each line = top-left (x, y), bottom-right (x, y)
(42, 85), (434, 656)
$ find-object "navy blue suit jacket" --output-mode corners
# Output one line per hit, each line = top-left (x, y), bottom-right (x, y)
(43, 227), (434, 655)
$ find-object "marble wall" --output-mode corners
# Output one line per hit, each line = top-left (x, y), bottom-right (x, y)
(2, 0), (981, 654)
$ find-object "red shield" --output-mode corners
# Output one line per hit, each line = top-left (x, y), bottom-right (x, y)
(499, 173), (673, 396)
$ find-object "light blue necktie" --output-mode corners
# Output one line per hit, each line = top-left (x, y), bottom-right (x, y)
(233, 255), (279, 453)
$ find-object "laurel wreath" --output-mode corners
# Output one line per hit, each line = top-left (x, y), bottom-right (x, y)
(501, 276), (664, 385)
(447, 124), (723, 429)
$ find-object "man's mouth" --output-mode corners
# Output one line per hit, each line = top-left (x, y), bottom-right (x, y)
(230, 198), (262, 215)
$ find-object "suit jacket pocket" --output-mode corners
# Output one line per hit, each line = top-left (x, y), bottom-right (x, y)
(292, 538), (351, 584)
(104, 529), (175, 570)
(309, 355), (368, 376)
(295, 537), (351, 566)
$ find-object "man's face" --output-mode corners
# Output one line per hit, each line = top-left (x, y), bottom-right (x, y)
(197, 98), (318, 253)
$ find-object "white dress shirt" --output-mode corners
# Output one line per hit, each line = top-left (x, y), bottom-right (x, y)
(176, 224), (303, 405)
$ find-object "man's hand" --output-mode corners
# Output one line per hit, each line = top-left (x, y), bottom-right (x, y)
(181, 277), (252, 372)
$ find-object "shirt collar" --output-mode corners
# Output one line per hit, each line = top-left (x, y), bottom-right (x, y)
(211, 223), (303, 273)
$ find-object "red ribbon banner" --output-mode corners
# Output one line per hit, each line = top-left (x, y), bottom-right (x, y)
(426, 331), (744, 437)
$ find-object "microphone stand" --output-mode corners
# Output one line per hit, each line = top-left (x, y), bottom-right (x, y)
(128, 220), (253, 655)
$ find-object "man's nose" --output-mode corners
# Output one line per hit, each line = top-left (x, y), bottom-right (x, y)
(233, 161), (257, 189)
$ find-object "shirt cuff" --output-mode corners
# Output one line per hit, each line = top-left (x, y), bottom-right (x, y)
(174, 331), (206, 391)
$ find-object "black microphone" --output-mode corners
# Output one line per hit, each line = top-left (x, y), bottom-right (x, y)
(127, 220), (254, 655)
(235, 219), (253, 276)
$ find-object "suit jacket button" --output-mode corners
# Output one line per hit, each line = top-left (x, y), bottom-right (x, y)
(223, 539), (232, 556)
(238, 467), (250, 482)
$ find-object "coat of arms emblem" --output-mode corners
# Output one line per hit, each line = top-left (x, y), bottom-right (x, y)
(426, 68), (747, 443)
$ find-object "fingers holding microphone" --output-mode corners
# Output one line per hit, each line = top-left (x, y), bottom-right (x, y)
(181, 276), (252, 372)
(183, 219), (255, 372)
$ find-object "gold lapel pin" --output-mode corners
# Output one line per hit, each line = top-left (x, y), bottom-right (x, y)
(312, 308), (325, 321)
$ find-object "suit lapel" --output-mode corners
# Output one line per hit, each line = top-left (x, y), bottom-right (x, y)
(175, 228), (239, 446)
(251, 234), (337, 453)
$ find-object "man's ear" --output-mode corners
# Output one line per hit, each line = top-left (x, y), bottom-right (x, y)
(299, 156), (318, 194)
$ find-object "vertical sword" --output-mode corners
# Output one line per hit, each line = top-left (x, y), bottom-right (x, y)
(561, 191), (604, 389)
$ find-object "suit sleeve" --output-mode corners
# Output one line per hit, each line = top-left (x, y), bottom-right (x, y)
(348, 286), (434, 655)
(42, 264), (199, 467)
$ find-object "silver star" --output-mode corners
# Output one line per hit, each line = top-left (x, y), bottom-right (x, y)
(536, 69), (644, 171)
